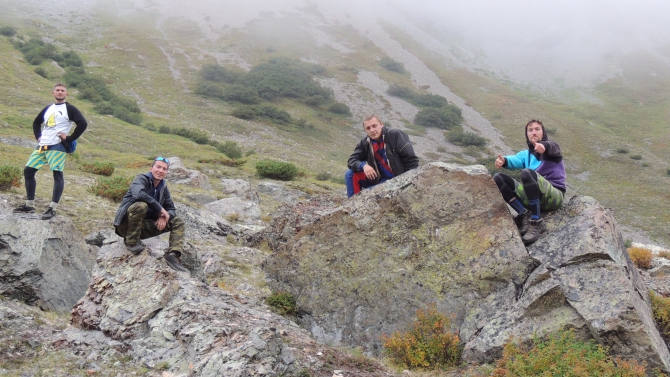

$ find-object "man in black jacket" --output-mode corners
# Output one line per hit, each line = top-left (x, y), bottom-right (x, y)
(113, 157), (188, 272)
(345, 114), (419, 197)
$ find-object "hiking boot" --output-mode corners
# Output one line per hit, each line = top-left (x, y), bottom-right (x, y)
(41, 208), (56, 220)
(13, 204), (35, 213)
(515, 210), (532, 236)
(124, 240), (146, 255)
(164, 252), (188, 272)
(522, 218), (546, 245)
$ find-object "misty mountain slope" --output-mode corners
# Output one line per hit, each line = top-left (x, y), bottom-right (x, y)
(1, 0), (670, 245)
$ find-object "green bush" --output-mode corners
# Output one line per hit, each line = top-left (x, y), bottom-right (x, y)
(387, 84), (415, 99)
(413, 93), (448, 108)
(88, 176), (132, 202)
(255, 160), (298, 180)
(382, 304), (461, 369)
(266, 291), (297, 316)
(378, 57), (405, 73)
(194, 81), (226, 99)
(491, 330), (646, 376)
(616, 148), (629, 154)
(0, 165), (22, 191)
(447, 131), (487, 146)
(218, 141), (243, 159)
(198, 63), (241, 83)
(630, 154), (642, 160)
(81, 162), (115, 176)
(328, 102), (351, 115)
(414, 106), (462, 129)
(0, 25), (17, 37)
(158, 125), (172, 134)
(61, 50), (83, 67)
(650, 291), (670, 339)
(34, 66), (48, 78)
(238, 58), (331, 102)
(173, 127), (209, 144)
(224, 84), (262, 104)
(231, 105), (292, 124)
(315, 171), (331, 181)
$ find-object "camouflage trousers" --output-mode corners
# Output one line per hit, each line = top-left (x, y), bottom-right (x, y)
(514, 173), (564, 211)
(115, 202), (185, 254)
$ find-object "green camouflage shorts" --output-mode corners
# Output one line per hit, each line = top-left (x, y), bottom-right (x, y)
(514, 173), (564, 211)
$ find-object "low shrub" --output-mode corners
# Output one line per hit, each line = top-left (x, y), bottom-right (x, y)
(315, 171), (331, 181)
(217, 140), (243, 159)
(387, 84), (415, 100)
(173, 127), (210, 144)
(88, 176), (132, 202)
(630, 154), (642, 160)
(158, 125), (172, 134)
(231, 105), (292, 124)
(658, 251), (670, 259)
(447, 131), (487, 146)
(0, 165), (22, 190)
(34, 66), (48, 78)
(378, 57), (405, 73)
(491, 330), (646, 376)
(0, 25), (17, 37)
(198, 157), (246, 167)
(628, 246), (653, 269)
(328, 102), (351, 115)
(650, 291), (670, 339)
(413, 93), (448, 108)
(266, 291), (297, 316)
(414, 106), (462, 130)
(81, 162), (115, 176)
(329, 175), (345, 185)
(382, 303), (461, 369)
(255, 160), (298, 181)
(616, 148), (629, 154)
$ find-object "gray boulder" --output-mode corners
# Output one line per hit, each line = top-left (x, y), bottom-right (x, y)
(0, 205), (97, 311)
(222, 178), (259, 203)
(205, 197), (261, 223)
(167, 156), (211, 191)
(263, 163), (532, 353)
(70, 241), (304, 376)
(263, 163), (670, 372)
(257, 182), (310, 205)
(462, 195), (670, 372)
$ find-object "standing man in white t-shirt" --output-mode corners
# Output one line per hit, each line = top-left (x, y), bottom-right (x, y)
(13, 82), (88, 219)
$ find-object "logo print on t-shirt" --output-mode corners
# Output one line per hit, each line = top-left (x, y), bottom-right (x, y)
(46, 113), (56, 128)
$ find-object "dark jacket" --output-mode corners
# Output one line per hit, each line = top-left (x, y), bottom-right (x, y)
(113, 173), (177, 228)
(347, 126), (419, 184)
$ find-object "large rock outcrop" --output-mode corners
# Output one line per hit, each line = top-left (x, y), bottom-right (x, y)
(263, 162), (670, 372)
(68, 241), (391, 376)
(462, 195), (670, 371)
(0, 203), (97, 311)
(263, 163), (534, 352)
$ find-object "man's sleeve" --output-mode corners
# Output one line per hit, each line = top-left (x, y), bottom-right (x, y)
(65, 103), (88, 142)
(540, 140), (562, 159)
(503, 150), (529, 169)
(128, 176), (162, 213)
(162, 187), (177, 220)
(396, 130), (419, 170)
(347, 141), (367, 172)
(32, 106), (49, 140)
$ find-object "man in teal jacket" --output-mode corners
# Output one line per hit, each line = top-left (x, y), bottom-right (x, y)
(493, 119), (566, 245)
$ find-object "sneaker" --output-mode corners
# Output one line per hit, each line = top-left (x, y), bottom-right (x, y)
(164, 252), (188, 272)
(514, 210), (532, 236)
(522, 218), (546, 245)
(41, 208), (56, 220)
(124, 240), (146, 255)
(13, 204), (35, 213)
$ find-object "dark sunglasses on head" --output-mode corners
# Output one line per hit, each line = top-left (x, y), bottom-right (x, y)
(155, 156), (170, 166)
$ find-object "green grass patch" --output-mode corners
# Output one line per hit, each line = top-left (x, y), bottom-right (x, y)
(80, 162), (115, 176)
(491, 329), (646, 376)
(88, 176), (132, 202)
(266, 291), (297, 316)
(0, 165), (21, 190)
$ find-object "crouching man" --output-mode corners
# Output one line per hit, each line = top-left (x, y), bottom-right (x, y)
(345, 114), (419, 197)
(113, 156), (188, 272)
